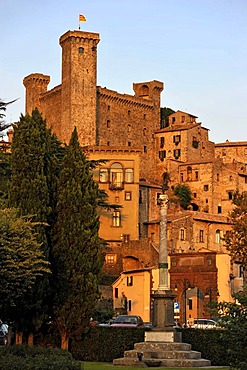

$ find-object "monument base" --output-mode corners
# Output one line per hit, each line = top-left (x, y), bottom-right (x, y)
(145, 329), (182, 343)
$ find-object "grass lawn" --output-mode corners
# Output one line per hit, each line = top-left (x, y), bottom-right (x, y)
(82, 362), (230, 370)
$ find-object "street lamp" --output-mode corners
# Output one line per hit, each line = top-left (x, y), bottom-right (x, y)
(183, 279), (191, 327)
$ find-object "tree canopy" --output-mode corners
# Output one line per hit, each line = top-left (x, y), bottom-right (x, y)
(0, 208), (50, 322)
(173, 183), (192, 210)
(224, 191), (247, 287)
(51, 128), (104, 349)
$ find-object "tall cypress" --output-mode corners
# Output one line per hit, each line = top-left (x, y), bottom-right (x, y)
(9, 108), (61, 343)
(51, 128), (104, 350)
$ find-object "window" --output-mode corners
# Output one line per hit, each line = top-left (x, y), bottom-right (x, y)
(143, 114), (146, 119)
(107, 105), (110, 111)
(110, 163), (123, 189)
(125, 191), (132, 201)
(106, 120), (110, 128)
(144, 145), (147, 153)
(127, 124), (131, 132)
(128, 110), (131, 115)
(188, 299), (193, 310)
(160, 137), (165, 148)
(205, 198), (208, 203)
(139, 190), (143, 204)
(187, 166), (192, 181)
(115, 196), (119, 203)
(106, 254), (116, 264)
(156, 193), (162, 205)
(218, 205), (222, 214)
(128, 141), (131, 147)
(115, 288), (118, 298)
(204, 184), (209, 191)
(128, 300), (132, 311)
(180, 228), (185, 241)
(217, 174), (219, 182)
(78, 47), (84, 54)
(222, 149), (226, 156)
(143, 128), (147, 136)
(173, 135), (181, 144)
(193, 192), (197, 198)
(107, 141), (110, 146)
(99, 168), (108, 183)
(112, 211), (121, 227)
(181, 116), (185, 123)
(172, 117), (176, 124)
(122, 234), (130, 243)
(216, 229), (220, 244)
(127, 276), (133, 286)
(199, 230), (204, 242)
(228, 191), (233, 200)
(174, 149), (181, 159)
(125, 168), (134, 183)
(195, 171), (199, 181)
(180, 173), (184, 182)
(159, 150), (166, 161)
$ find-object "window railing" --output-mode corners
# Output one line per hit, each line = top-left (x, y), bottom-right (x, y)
(109, 181), (124, 190)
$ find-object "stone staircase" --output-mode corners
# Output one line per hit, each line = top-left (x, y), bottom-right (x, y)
(113, 341), (212, 367)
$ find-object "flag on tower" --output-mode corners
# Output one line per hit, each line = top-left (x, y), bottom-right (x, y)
(79, 14), (86, 22)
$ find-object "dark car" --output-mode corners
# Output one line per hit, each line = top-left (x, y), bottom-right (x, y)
(111, 315), (144, 327)
(0, 330), (7, 346)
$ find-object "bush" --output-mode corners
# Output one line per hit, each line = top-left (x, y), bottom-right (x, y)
(0, 345), (82, 370)
(71, 326), (145, 362)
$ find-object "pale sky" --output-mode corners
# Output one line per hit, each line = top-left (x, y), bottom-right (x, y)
(1, 0), (246, 143)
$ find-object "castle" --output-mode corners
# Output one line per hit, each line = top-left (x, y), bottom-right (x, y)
(23, 29), (246, 323)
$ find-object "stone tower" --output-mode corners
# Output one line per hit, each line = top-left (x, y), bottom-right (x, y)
(23, 73), (50, 115)
(59, 30), (100, 145)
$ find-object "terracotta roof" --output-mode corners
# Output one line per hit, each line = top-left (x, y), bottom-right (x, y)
(155, 122), (204, 134)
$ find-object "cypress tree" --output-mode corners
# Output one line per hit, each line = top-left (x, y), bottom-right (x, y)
(51, 127), (104, 350)
(9, 108), (61, 343)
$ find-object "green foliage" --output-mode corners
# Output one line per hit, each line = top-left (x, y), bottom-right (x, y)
(160, 107), (175, 128)
(51, 128), (104, 347)
(173, 183), (192, 210)
(71, 326), (145, 362)
(0, 345), (81, 370)
(0, 98), (17, 132)
(182, 328), (229, 366)
(216, 290), (247, 370)
(0, 208), (50, 321)
(8, 108), (62, 335)
(224, 191), (247, 286)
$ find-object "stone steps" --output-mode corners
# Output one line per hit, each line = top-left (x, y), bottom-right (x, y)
(113, 341), (212, 367)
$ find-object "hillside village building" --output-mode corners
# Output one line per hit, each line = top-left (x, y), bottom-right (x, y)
(21, 28), (246, 323)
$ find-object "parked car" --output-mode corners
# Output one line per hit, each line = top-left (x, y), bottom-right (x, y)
(0, 330), (7, 346)
(111, 315), (144, 327)
(191, 318), (217, 329)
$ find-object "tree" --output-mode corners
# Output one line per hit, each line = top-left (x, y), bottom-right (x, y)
(173, 183), (192, 210)
(0, 208), (50, 326)
(0, 98), (16, 205)
(224, 191), (247, 288)
(216, 290), (247, 370)
(160, 107), (175, 128)
(51, 128), (104, 350)
(0, 98), (17, 132)
(8, 108), (62, 343)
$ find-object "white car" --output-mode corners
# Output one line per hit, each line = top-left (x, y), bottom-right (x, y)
(191, 318), (217, 329)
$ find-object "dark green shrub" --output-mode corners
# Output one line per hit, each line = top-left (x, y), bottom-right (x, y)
(71, 326), (145, 362)
(0, 345), (82, 370)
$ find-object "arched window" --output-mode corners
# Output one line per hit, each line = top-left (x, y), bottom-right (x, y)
(187, 166), (192, 181)
(216, 229), (221, 244)
(110, 163), (123, 189)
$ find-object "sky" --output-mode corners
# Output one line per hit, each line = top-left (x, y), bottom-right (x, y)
(1, 0), (247, 143)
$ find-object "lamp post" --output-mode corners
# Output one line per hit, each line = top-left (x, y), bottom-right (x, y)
(183, 279), (191, 327)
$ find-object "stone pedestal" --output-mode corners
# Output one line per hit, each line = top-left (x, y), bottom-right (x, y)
(145, 289), (180, 342)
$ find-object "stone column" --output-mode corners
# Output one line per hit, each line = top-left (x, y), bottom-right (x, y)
(145, 194), (178, 342)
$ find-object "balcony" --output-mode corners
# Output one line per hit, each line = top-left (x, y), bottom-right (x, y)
(109, 182), (124, 190)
